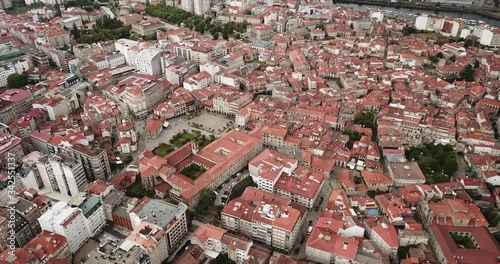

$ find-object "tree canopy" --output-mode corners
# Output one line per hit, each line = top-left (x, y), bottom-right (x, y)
(460, 64), (475, 82)
(342, 129), (363, 142)
(7, 73), (27, 88)
(407, 144), (457, 184)
(76, 17), (131, 44)
(354, 112), (375, 128)
(195, 188), (216, 215)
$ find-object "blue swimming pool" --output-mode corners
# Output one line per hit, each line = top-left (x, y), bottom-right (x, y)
(367, 209), (379, 215)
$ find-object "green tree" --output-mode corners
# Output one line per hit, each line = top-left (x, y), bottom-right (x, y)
(460, 64), (475, 82)
(195, 188), (216, 215)
(7, 73), (27, 88)
(436, 52), (444, 59)
(211, 253), (235, 264)
(429, 55), (439, 64)
(464, 38), (475, 48)
(402, 26), (417, 36)
(222, 30), (229, 40)
(342, 129), (363, 141)
(443, 153), (458, 175)
(229, 177), (257, 200)
(354, 112), (375, 128)
(123, 155), (133, 165)
(434, 146), (446, 161)
(71, 24), (80, 39)
(54, 3), (61, 17)
(449, 55), (456, 62)
(315, 23), (325, 30)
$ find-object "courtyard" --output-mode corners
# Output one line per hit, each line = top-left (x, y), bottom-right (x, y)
(180, 163), (207, 180)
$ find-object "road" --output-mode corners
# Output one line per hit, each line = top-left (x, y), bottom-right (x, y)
(214, 171), (249, 206)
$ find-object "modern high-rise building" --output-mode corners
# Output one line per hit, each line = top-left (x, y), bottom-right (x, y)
(179, 0), (209, 16)
(35, 153), (88, 199)
(68, 192), (106, 237)
(115, 39), (163, 76)
(193, 0), (209, 16)
(38, 202), (91, 253)
(71, 144), (111, 181)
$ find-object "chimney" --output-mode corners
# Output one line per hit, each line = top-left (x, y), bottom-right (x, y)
(343, 242), (349, 250)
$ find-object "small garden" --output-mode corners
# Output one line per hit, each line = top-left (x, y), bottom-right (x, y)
(180, 164), (206, 180)
(126, 174), (155, 198)
(229, 176), (257, 200)
(154, 143), (175, 157)
(450, 233), (477, 249)
(407, 144), (458, 184)
(169, 129), (215, 148)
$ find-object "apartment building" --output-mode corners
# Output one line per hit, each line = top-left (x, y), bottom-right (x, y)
(10, 197), (41, 237)
(221, 187), (305, 252)
(115, 39), (163, 76)
(0, 133), (24, 168)
(0, 89), (34, 115)
(165, 60), (199, 86)
(120, 74), (168, 119)
(0, 208), (34, 247)
(38, 202), (91, 253)
(85, 179), (126, 221)
(180, 0), (209, 15)
(71, 144), (111, 181)
(249, 148), (323, 209)
(68, 192), (106, 237)
(210, 89), (252, 116)
(305, 189), (365, 264)
(128, 198), (189, 254)
(187, 224), (271, 264)
(35, 153), (88, 200)
(125, 222), (169, 264)
(183, 71), (213, 91)
(45, 29), (71, 48)
(174, 43), (214, 64)
(24, 230), (72, 263)
(153, 87), (197, 119)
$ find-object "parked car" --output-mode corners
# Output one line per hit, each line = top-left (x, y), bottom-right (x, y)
(224, 191), (230, 195)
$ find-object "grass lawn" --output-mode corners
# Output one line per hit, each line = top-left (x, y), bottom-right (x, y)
(180, 163), (206, 179)
(413, 32), (456, 44)
(169, 130), (215, 148)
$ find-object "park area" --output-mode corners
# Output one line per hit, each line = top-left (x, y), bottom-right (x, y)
(407, 144), (458, 184)
(180, 164), (206, 179)
(169, 129), (216, 148)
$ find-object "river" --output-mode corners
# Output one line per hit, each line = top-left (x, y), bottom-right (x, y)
(339, 3), (500, 27)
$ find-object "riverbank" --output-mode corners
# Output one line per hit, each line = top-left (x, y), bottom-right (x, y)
(335, 0), (500, 21)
